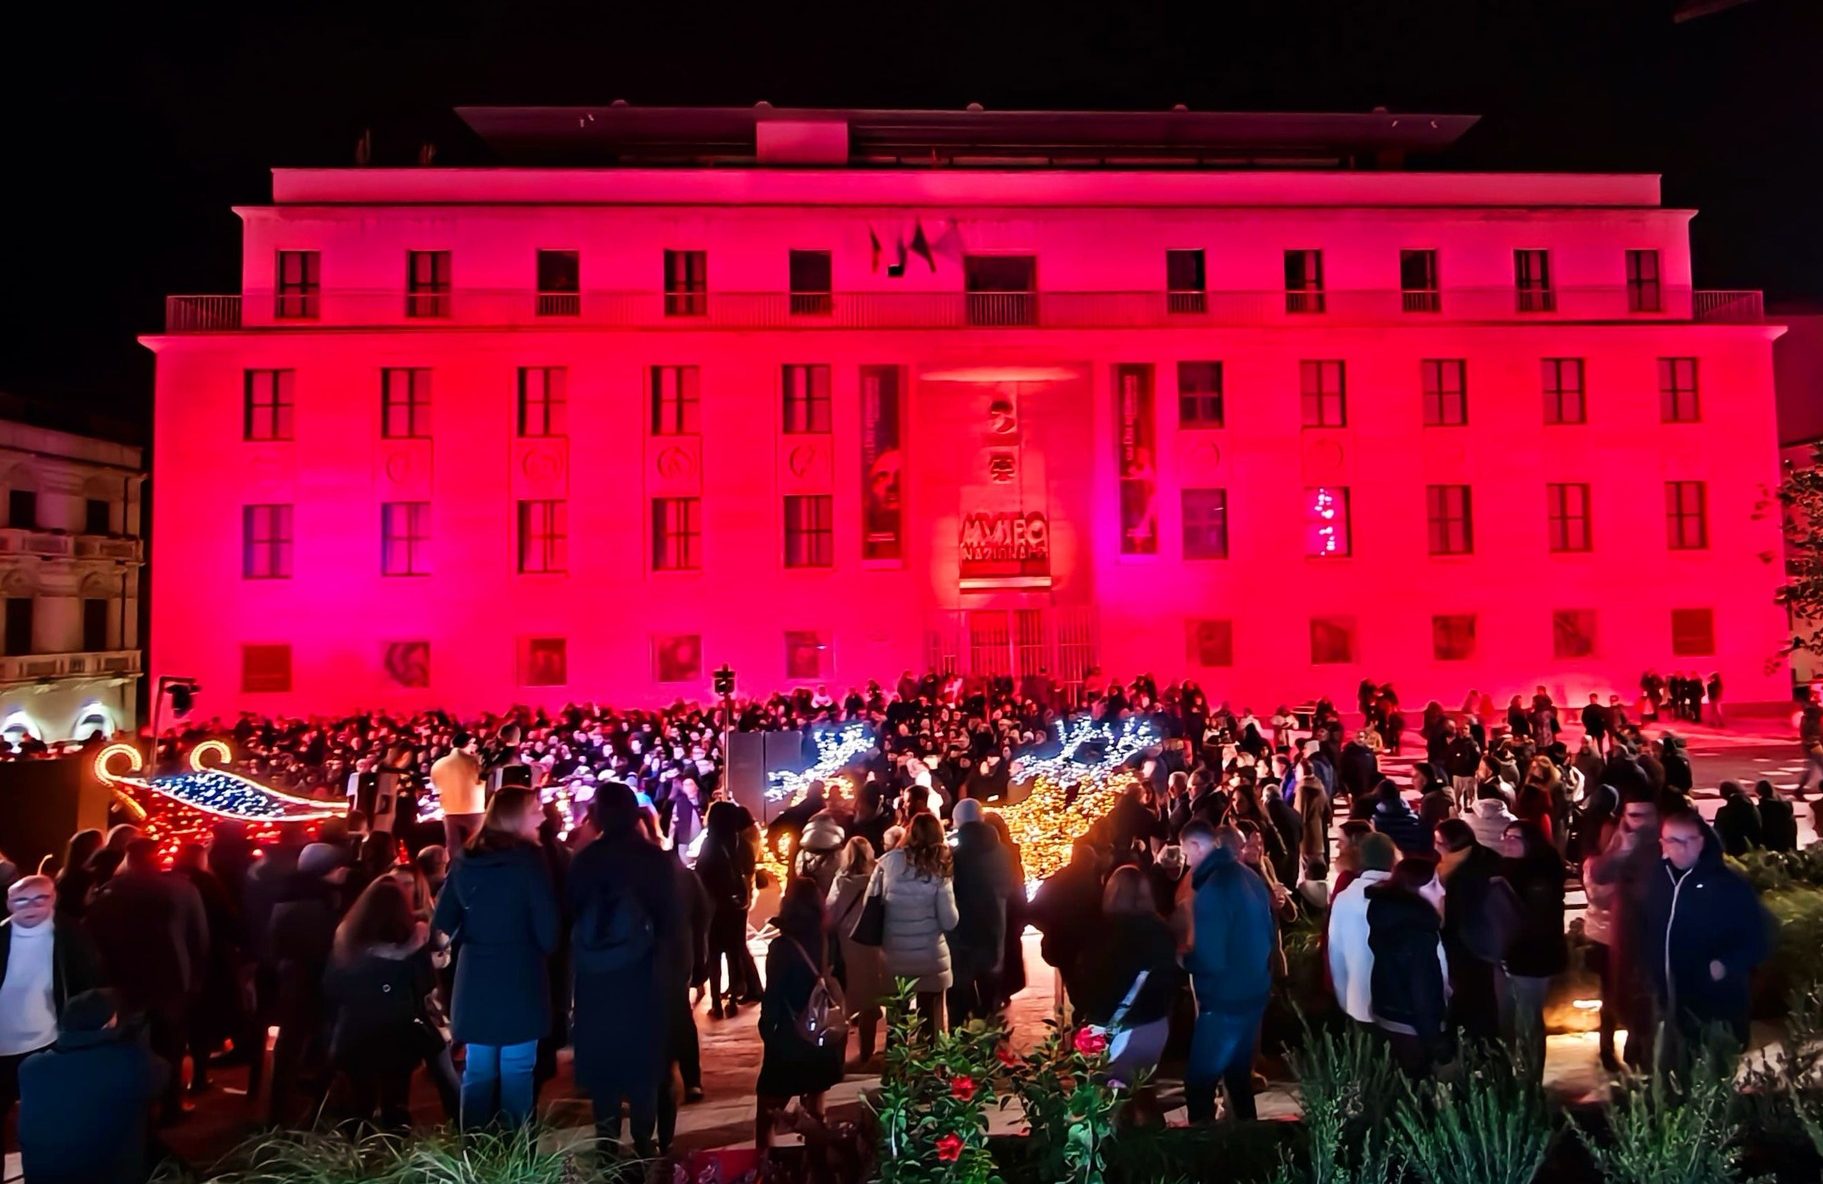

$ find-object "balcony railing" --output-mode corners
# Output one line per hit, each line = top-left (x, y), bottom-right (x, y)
(165, 285), (1768, 333)
(73, 535), (145, 563)
(0, 530), (143, 563)
(0, 650), (142, 685)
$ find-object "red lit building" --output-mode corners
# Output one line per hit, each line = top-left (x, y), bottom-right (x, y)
(144, 107), (1790, 715)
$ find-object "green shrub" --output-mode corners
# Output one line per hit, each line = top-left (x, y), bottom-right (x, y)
(1271, 1021), (1403, 1184)
(159, 1126), (583, 1184)
(1574, 1044), (1761, 1184)
(1394, 1045), (1553, 1184)
(1758, 889), (1823, 1015)
(873, 979), (1006, 1184)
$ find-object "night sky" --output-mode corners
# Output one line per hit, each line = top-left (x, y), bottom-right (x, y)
(1, 0), (1817, 435)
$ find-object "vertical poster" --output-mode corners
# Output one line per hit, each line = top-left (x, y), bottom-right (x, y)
(1116, 364), (1157, 554)
(860, 365), (903, 560)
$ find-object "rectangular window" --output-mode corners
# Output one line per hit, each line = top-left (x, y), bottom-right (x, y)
(1665, 481), (1708, 550)
(964, 255), (1038, 326)
(649, 366), (700, 436)
(84, 499), (110, 535)
(1515, 249), (1555, 312)
(1184, 618), (1233, 667)
(241, 643), (292, 693)
(1285, 249), (1325, 313)
(1421, 359), (1468, 426)
(1177, 361), (1224, 428)
(1181, 488), (1229, 559)
(788, 250), (833, 315)
(1542, 358), (1586, 425)
(1432, 614), (1477, 661)
(784, 495), (834, 568)
(1400, 249), (1440, 313)
(535, 250), (580, 316)
(664, 249), (707, 316)
(785, 630), (829, 680)
(405, 250), (451, 318)
(782, 365), (832, 434)
(82, 597), (108, 652)
(521, 637), (567, 687)
(1166, 249), (1207, 314)
(380, 502), (431, 576)
(1299, 360), (1346, 427)
(3, 598), (32, 656)
(653, 634), (703, 683)
(1626, 249), (1662, 313)
(652, 497), (701, 571)
(1659, 357), (1700, 423)
(243, 369), (295, 441)
(1426, 484), (1474, 555)
(516, 499), (567, 573)
(1304, 487), (1351, 557)
(275, 250), (320, 319)
(1671, 608), (1715, 656)
(242, 504), (293, 579)
(380, 368), (431, 439)
(6, 490), (34, 530)
(517, 367), (567, 437)
(1310, 616), (1356, 664)
(1554, 609), (1597, 659)
(1546, 483), (1593, 553)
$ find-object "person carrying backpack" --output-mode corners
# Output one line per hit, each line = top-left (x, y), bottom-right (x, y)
(755, 877), (845, 1154)
(568, 783), (680, 1160)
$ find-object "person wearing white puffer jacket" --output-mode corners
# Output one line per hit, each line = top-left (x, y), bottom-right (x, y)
(1466, 783), (1519, 850)
(873, 813), (959, 1036)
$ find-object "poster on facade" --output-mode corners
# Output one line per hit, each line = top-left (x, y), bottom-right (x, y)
(958, 510), (1050, 582)
(1116, 364), (1158, 553)
(860, 365), (903, 559)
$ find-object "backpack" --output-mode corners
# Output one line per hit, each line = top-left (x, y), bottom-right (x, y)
(574, 880), (656, 972)
(783, 935), (849, 1050)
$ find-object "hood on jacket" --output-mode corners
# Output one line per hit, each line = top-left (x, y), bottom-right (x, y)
(1473, 799), (1515, 820)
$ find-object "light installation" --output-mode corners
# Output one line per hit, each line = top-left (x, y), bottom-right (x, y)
(766, 723), (873, 803)
(1307, 486), (1345, 556)
(93, 742), (344, 863)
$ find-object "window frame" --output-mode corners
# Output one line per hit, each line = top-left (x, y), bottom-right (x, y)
(405, 250), (451, 318)
(1421, 358), (1468, 427)
(517, 367), (568, 438)
(788, 250), (833, 316)
(1299, 360), (1346, 428)
(1180, 487), (1229, 560)
(535, 249), (581, 317)
(275, 250), (320, 319)
(1400, 249), (1440, 313)
(1165, 249), (1207, 314)
(1545, 482), (1593, 553)
(380, 368), (432, 440)
(1176, 360), (1224, 428)
(242, 503), (293, 580)
(651, 497), (702, 572)
(1542, 358), (1586, 425)
(515, 499), (568, 574)
(1658, 357), (1700, 423)
(1665, 481), (1708, 550)
(1626, 249), (1662, 313)
(783, 494), (835, 569)
(1514, 248), (1555, 313)
(664, 249), (708, 316)
(1284, 249), (1325, 313)
(243, 368), (295, 441)
(1426, 484), (1474, 556)
(782, 364), (833, 434)
(649, 366), (700, 436)
(380, 501), (432, 577)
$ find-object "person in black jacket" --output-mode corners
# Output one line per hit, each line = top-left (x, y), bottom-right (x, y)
(172, 842), (244, 1096)
(1371, 780), (1432, 857)
(1435, 820), (1515, 1044)
(1495, 821), (1566, 1079)
(1366, 858), (1451, 1077)
(432, 787), (559, 1130)
(1756, 780), (1799, 853)
(1072, 867), (1184, 1096)
(947, 800), (1018, 1024)
(323, 877), (436, 1130)
(1659, 735), (1694, 797)
(262, 842), (346, 1124)
(569, 783), (682, 1159)
(1712, 781), (1762, 857)
(17, 990), (166, 1184)
(1642, 809), (1771, 1059)
(667, 846), (711, 1112)
(754, 878), (844, 1154)
(697, 798), (759, 1018)
(1029, 840), (1104, 1009)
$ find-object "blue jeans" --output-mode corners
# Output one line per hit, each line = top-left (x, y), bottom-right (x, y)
(1185, 989), (1263, 1123)
(460, 1040), (538, 1129)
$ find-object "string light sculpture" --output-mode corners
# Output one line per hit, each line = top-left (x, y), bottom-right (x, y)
(94, 742), (343, 864)
(766, 723), (873, 803)
(997, 715), (1157, 882)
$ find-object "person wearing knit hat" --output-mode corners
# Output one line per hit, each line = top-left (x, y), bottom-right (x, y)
(793, 811), (847, 898)
(1326, 830), (1415, 1027)
(17, 988), (166, 1184)
(950, 798), (983, 828)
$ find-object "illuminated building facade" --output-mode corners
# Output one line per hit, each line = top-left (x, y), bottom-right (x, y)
(146, 107), (1789, 714)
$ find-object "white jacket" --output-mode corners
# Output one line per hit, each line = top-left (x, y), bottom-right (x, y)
(874, 847), (961, 990)
(1327, 870), (1389, 1024)
(1466, 797), (1518, 849)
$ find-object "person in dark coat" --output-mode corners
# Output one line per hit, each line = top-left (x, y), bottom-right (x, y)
(1366, 859), (1452, 1077)
(17, 990), (166, 1184)
(1641, 810), (1771, 1057)
(1495, 821), (1566, 1078)
(568, 783), (681, 1158)
(946, 799), (1018, 1024)
(1434, 820), (1515, 1045)
(1756, 780), (1799, 853)
(1659, 736), (1694, 797)
(1029, 839), (1104, 1008)
(171, 842), (244, 1095)
(754, 877), (844, 1154)
(1712, 781), (1762, 857)
(667, 846), (711, 1115)
(1338, 735), (1379, 813)
(1371, 780), (1432, 857)
(1177, 822), (1273, 1124)
(983, 813), (1028, 1006)
(323, 877), (437, 1130)
(51, 830), (104, 918)
(432, 787), (559, 1130)
(1586, 793), (1663, 1070)
(85, 837), (208, 1125)
(697, 798), (759, 1017)
(1072, 867), (1184, 1096)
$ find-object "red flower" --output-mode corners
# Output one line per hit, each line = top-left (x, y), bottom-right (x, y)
(995, 1045), (1021, 1070)
(935, 1133), (965, 1163)
(949, 1074), (977, 1102)
(1073, 1027), (1108, 1057)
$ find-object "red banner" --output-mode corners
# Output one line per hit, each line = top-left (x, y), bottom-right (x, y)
(1116, 364), (1157, 554)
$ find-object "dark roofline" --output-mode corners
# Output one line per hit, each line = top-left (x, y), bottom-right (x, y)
(455, 105), (1479, 169)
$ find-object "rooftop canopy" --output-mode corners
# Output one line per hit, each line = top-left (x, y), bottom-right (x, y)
(455, 105), (1479, 170)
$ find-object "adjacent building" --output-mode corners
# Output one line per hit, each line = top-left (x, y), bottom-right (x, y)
(0, 409), (143, 740)
(144, 107), (1790, 714)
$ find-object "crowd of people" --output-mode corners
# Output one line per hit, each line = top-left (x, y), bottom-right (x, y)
(0, 668), (1798, 1183)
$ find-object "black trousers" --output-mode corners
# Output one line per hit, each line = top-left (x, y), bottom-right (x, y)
(669, 987), (701, 1090)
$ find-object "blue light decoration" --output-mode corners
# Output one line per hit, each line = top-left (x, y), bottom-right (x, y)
(999, 715), (1157, 882)
(766, 722), (874, 803)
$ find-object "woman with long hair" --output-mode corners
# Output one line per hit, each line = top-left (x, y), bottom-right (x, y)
(826, 837), (886, 1065)
(431, 787), (559, 1129)
(755, 877), (844, 1151)
(1497, 821), (1566, 1079)
(1072, 867), (1183, 1100)
(53, 829), (104, 916)
(697, 798), (759, 1018)
(876, 812), (960, 1035)
(324, 877), (436, 1130)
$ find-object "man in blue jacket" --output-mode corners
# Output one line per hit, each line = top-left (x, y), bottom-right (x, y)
(1178, 820), (1274, 1123)
(18, 989), (167, 1184)
(1641, 808), (1770, 1060)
